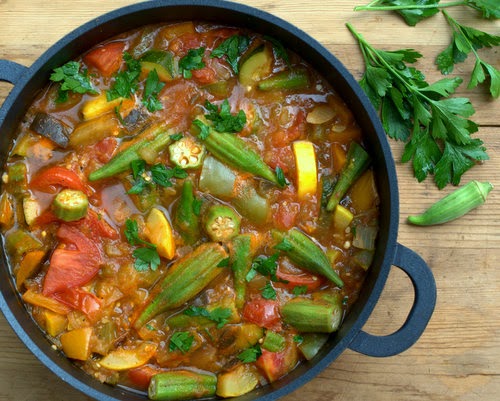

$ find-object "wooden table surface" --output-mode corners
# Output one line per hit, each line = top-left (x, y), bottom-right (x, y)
(0, 1), (498, 400)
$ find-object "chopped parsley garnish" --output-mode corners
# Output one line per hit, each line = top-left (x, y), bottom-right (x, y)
(127, 160), (187, 195)
(211, 34), (250, 74)
(293, 335), (304, 343)
(192, 119), (211, 140)
(292, 285), (308, 296)
(107, 52), (141, 101)
(169, 133), (184, 141)
(438, 10), (500, 98)
(217, 257), (230, 268)
(274, 237), (293, 252)
(204, 99), (246, 133)
(275, 166), (289, 187)
(347, 23), (488, 188)
(142, 69), (165, 112)
(169, 331), (194, 353)
(237, 344), (262, 363)
(50, 61), (97, 103)
(246, 253), (280, 282)
(179, 47), (206, 79)
(261, 282), (277, 300)
(264, 35), (291, 66)
(184, 306), (232, 328)
(125, 218), (160, 271)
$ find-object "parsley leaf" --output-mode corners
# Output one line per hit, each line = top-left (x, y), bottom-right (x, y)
(204, 99), (247, 133)
(275, 166), (289, 187)
(293, 335), (304, 343)
(107, 52), (142, 101)
(264, 36), (291, 66)
(292, 285), (308, 295)
(211, 35), (250, 74)
(261, 282), (277, 300)
(133, 247), (161, 271)
(170, 133), (184, 141)
(127, 161), (187, 194)
(125, 218), (160, 271)
(142, 69), (165, 112)
(437, 10), (500, 98)
(274, 237), (294, 252)
(151, 164), (188, 188)
(246, 253), (280, 282)
(50, 61), (97, 102)
(169, 331), (194, 353)
(184, 306), (232, 328)
(238, 344), (262, 363)
(192, 119), (211, 140)
(179, 47), (206, 79)
(354, 0), (500, 24)
(348, 23), (487, 188)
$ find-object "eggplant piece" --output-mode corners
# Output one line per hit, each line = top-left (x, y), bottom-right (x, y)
(122, 108), (148, 132)
(30, 112), (70, 148)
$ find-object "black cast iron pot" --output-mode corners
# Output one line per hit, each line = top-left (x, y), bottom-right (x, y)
(0, 1), (437, 400)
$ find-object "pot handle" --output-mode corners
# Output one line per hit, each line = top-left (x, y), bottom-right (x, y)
(348, 243), (436, 357)
(0, 60), (27, 85)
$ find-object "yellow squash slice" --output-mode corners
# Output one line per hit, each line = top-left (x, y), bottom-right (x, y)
(145, 207), (176, 259)
(292, 140), (318, 200)
(99, 342), (157, 371)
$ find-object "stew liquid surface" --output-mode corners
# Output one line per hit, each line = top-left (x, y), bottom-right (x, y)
(0, 21), (379, 400)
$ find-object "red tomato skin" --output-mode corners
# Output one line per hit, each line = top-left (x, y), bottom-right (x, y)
(42, 225), (101, 295)
(128, 365), (162, 390)
(84, 41), (125, 77)
(53, 287), (101, 317)
(29, 166), (89, 195)
(92, 137), (118, 164)
(191, 66), (217, 85)
(242, 297), (282, 331)
(275, 270), (323, 292)
(256, 347), (298, 382)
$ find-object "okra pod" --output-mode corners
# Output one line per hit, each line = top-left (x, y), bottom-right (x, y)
(134, 243), (228, 328)
(230, 234), (254, 309)
(88, 127), (171, 181)
(407, 180), (493, 226)
(281, 296), (343, 333)
(261, 330), (286, 352)
(192, 124), (281, 186)
(148, 370), (217, 401)
(272, 228), (344, 288)
(204, 204), (241, 242)
(257, 68), (310, 91)
(326, 142), (371, 211)
(173, 179), (200, 245)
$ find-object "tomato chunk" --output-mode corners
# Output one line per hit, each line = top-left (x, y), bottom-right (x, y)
(128, 365), (163, 390)
(53, 287), (101, 317)
(43, 225), (101, 295)
(84, 41), (125, 77)
(256, 346), (299, 382)
(29, 166), (89, 195)
(243, 297), (282, 331)
(275, 270), (323, 292)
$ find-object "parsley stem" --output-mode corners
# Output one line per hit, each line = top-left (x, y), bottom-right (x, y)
(354, 1), (466, 12)
(441, 10), (481, 63)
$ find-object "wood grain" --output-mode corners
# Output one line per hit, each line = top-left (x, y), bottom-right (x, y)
(0, 1), (499, 401)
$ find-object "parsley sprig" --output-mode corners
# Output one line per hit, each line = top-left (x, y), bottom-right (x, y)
(169, 331), (194, 353)
(124, 218), (160, 271)
(246, 253), (280, 282)
(50, 61), (97, 102)
(107, 53), (142, 101)
(142, 69), (165, 112)
(183, 306), (232, 328)
(238, 344), (262, 363)
(354, 1), (500, 25)
(128, 159), (188, 194)
(204, 99), (247, 133)
(438, 10), (500, 98)
(211, 35), (250, 74)
(179, 47), (206, 79)
(347, 23), (488, 188)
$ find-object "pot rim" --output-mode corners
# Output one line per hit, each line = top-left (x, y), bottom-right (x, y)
(0, 1), (399, 400)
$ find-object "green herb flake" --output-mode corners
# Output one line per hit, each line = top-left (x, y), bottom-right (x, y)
(274, 237), (293, 252)
(293, 335), (304, 343)
(261, 282), (277, 300)
(179, 47), (206, 79)
(204, 99), (247, 133)
(169, 331), (194, 353)
(246, 253), (280, 282)
(170, 133), (184, 141)
(150, 164), (188, 188)
(142, 69), (165, 112)
(192, 119), (211, 140)
(292, 285), (308, 296)
(217, 257), (230, 268)
(145, 324), (156, 331)
(50, 61), (98, 102)
(275, 166), (289, 187)
(133, 247), (161, 271)
(184, 306), (232, 328)
(107, 52), (142, 101)
(237, 344), (262, 363)
(211, 34), (250, 74)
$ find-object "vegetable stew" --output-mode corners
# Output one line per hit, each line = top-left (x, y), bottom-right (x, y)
(0, 21), (379, 400)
